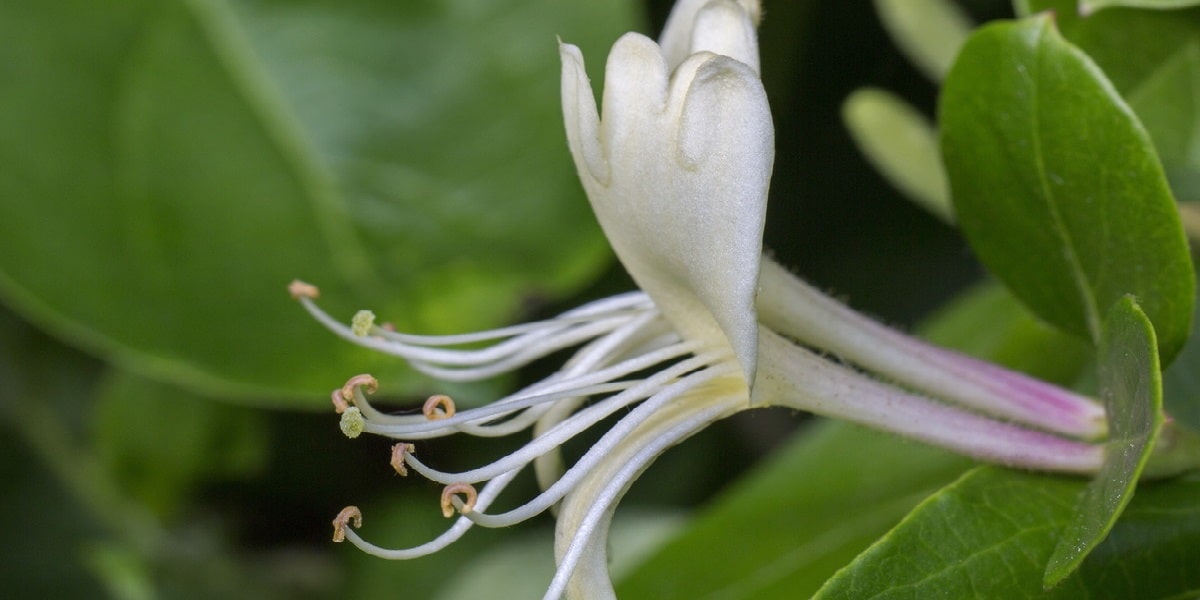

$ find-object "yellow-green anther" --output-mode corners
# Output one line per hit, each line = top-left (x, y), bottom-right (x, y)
(352, 310), (376, 337)
(340, 406), (365, 439)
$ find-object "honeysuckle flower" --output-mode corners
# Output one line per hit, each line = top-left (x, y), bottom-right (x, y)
(291, 1), (1111, 598)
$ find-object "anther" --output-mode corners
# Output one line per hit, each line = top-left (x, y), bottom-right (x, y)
(330, 389), (349, 414)
(340, 374), (379, 404)
(340, 407), (365, 439)
(423, 394), (456, 420)
(390, 442), (415, 476)
(288, 280), (320, 300)
(441, 483), (478, 517)
(332, 506), (362, 542)
(351, 310), (376, 337)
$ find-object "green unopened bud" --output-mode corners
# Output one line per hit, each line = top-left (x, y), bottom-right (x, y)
(340, 406), (365, 439)
(351, 310), (376, 337)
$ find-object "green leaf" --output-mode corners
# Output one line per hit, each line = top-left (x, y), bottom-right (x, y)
(1013, 4), (1200, 200)
(614, 421), (971, 599)
(1060, 8), (1200, 203)
(0, 0), (633, 401)
(814, 468), (1200, 599)
(940, 15), (1195, 364)
(842, 88), (953, 223)
(93, 369), (269, 519)
(1045, 296), (1164, 585)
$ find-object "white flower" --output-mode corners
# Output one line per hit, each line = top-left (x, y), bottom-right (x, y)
(291, 1), (1108, 598)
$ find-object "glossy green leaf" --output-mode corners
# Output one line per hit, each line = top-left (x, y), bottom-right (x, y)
(1014, 4), (1200, 200)
(0, 0), (632, 401)
(940, 15), (1195, 363)
(1061, 8), (1200, 202)
(842, 88), (953, 223)
(814, 468), (1200, 598)
(614, 421), (972, 599)
(1045, 296), (1163, 584)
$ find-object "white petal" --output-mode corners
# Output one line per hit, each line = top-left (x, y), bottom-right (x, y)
(560, 4), (771, 382)
(659, 0), (762, 71)
(559, 43), (609, 186)
(600, 33), (669, 166)
(597, 55), (771, 380)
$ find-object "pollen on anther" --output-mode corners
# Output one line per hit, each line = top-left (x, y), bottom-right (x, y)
(351, 310), (376, 337)
(332, 506), (362, 542)
(423, 394), (456, 420)
(340, 407), (365, 439)
(390, 442), (415, 476)
(288, 280), (320, 299)
(441, 483), (478, 517)
(340, 374), (379, 403)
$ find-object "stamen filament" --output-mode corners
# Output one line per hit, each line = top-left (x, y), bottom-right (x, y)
(347, 339), (698, 435)
(296, 291), (656, 374)
(336, 470), (520, 560)
(457, 362), (739, 527)
(403, 352), (727, 484)
(370, 292), (654, 346)
(546, 392), (746, 600)
(363, 382), (636, 440)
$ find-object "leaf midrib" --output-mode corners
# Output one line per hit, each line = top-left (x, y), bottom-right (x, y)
(181, 0), (379, 292)
(1028, 23), (1103, 342)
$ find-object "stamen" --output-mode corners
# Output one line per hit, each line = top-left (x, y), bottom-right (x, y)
(295, 289), (659, 380)
(336, 470), (519, 560)
(404, 352), (728, 486)
(378, 292), (653, 346)
(441, 483), (478, 517)
(423, 395), (456, 420)
(361, 382), (635, 440)
(390, 443), (415, 476)
(288, 279), (320, 299)
(332, 506), (362, 542)
(459, 361), (738, 527)
(545, 393), (746, 600)
(341, 374), (379, 404)
(330, 388), (349, 414)
(340, 407), (365, 439)
(352, 310), (376, 337)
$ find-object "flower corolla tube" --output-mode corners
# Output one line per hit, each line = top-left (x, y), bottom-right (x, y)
(290, 1), (1109, 597)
